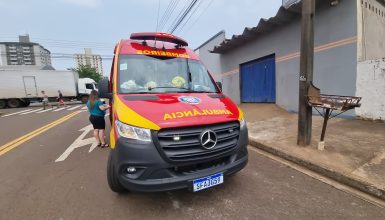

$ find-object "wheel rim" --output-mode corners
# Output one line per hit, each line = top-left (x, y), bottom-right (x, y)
(7, 99), (20, 108)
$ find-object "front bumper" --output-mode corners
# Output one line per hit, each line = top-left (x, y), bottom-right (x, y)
(111, 124), (248, 192)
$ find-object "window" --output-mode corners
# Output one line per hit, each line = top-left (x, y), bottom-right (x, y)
(85, 83), (94, 90)
(118, 55), (218, 94)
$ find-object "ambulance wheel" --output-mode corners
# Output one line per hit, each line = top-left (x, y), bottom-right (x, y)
(7, 99), (21, 108)
(0, 100), (6, 109)
(107, 150), (127, 193)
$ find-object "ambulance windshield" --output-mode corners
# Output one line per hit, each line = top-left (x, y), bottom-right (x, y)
(118, 55), (219, 94)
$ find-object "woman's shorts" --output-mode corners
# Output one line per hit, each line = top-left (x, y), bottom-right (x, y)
(89, 115), (106, 129)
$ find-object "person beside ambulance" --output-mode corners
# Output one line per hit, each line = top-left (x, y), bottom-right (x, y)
(87, 90), (110, 148)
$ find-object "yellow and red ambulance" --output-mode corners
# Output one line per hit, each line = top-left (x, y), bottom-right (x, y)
(98, 32), (248, 193)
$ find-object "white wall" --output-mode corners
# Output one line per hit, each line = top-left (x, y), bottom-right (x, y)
(355, 0), (385, 120)
(356, 59), (385, 120)
(0, 44), (7, 66)
(359, 0), (385, 61)
(196, 31), (226, 82)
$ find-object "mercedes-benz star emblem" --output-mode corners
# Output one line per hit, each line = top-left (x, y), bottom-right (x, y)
(200, 130), (217, 150)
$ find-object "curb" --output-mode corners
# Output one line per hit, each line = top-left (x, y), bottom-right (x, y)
(249, 139), (385, 201)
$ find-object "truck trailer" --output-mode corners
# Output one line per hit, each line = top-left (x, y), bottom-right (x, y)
(0, 69), (97, 108)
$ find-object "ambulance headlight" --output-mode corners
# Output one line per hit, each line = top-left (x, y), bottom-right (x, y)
(240, 118), (247, 129)
(115, 120), (151, 142)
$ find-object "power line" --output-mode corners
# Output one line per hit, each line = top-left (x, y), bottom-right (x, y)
(167, 0), (192, 33)
(169, 0), (199, 34)
(0, 53), (113, 59)
(158, 0), (174, 31)
(158, 0), (179, 32)
(0, 37), (115, 48)
(173, 0), (204, 34)
(155, 0), (161, 32)
(180, 0), (215, 35)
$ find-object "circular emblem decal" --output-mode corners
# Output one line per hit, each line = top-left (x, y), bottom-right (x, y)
(200, 130), (218, 150)
(178, 96), (201, 104)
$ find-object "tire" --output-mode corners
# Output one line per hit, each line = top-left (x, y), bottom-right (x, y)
(7, 99), (21, 108)
(80, 95), (89, 104)
(22, 100), (30, 107)
(107, 150), (127, 193)
(0, 100), (6, 109)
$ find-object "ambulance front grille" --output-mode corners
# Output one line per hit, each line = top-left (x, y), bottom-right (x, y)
(155, 121), (240, 162)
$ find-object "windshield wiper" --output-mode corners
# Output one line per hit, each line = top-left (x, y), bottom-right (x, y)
(186, 58), (192, 90)
(147, 86), (190, 91)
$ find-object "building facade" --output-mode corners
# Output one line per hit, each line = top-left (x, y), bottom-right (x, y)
(196, 0), (385, 120)
(0, 35), (52, 68)
(75, 48), (103, 75)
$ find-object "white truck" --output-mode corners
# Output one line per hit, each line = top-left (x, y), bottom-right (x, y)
(0, 69), (98, 108)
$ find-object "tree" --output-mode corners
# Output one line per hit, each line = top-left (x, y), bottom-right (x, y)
(76, 65), (102, 82)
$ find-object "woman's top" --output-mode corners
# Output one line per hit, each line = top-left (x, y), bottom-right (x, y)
(87, 100), (105, 117)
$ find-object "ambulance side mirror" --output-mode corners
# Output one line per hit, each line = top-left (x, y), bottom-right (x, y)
(98, 78), (112, 99)
(216, 81), (222, 91)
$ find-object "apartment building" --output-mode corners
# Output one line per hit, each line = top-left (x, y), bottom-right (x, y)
(75, 48), (103, 75)
(0, 35), (52, 68)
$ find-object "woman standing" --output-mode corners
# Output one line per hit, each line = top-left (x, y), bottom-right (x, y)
(87, 90), (110, 148)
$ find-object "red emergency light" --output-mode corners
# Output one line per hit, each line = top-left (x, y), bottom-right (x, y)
(130, 32), (188, 47)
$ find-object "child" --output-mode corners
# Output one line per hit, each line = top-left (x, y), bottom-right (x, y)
(57, 90), (66, 108)
(41, 90), (51, 110)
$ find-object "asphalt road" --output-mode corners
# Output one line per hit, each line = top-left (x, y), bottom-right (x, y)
(0, 106), (385, 219)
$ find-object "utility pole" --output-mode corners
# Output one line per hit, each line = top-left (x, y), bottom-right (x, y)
(297, 0), (315, 146)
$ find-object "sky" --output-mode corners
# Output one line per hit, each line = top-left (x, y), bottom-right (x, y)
(0, 0), (282, 76)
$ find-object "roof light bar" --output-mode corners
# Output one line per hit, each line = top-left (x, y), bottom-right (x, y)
(130, 32), (188, 47)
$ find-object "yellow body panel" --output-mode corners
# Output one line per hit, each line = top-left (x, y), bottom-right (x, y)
(114, 95), (160, 130)
(238, 107), (244, 121)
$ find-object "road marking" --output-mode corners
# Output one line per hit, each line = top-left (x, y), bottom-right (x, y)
(36, 108), (54, 113)
(53, 106), (71, 112)
(81, 106), (88, 110)
(68, 105), (82, 110)
(55, 124), (98, 162)
(20, 108), (43, 115)
(249, 147), (385, 209)
(0, 111), (81, 156)
(1, 109), (33, 117)
(56, 113), (110, 162)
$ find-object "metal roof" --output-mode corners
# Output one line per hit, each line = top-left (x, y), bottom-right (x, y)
(211, 0), (330, 54)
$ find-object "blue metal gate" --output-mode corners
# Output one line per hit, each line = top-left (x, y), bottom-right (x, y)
(240, 55), (276, 103)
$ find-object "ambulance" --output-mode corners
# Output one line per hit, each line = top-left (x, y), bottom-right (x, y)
(98, 32), (248, 193)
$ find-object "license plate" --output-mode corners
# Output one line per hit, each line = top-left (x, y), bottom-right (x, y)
(193, 173), (224, 192)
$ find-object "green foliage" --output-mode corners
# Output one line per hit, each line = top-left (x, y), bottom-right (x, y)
(76, 65), (102, 82)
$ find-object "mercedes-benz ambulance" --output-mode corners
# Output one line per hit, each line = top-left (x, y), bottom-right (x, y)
(98, 32), (248, 193)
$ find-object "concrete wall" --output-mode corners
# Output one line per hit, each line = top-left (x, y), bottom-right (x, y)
(356, 59), (385, 120)
(355, 0), (385, 120)
(196, 31), (226, 82)
(358, 0), (385, 61)
(0, 44), (7, 66)
(216, 0), (358, 113)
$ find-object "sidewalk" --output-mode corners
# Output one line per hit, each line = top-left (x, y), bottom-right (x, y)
(242, 103), (385, 200)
